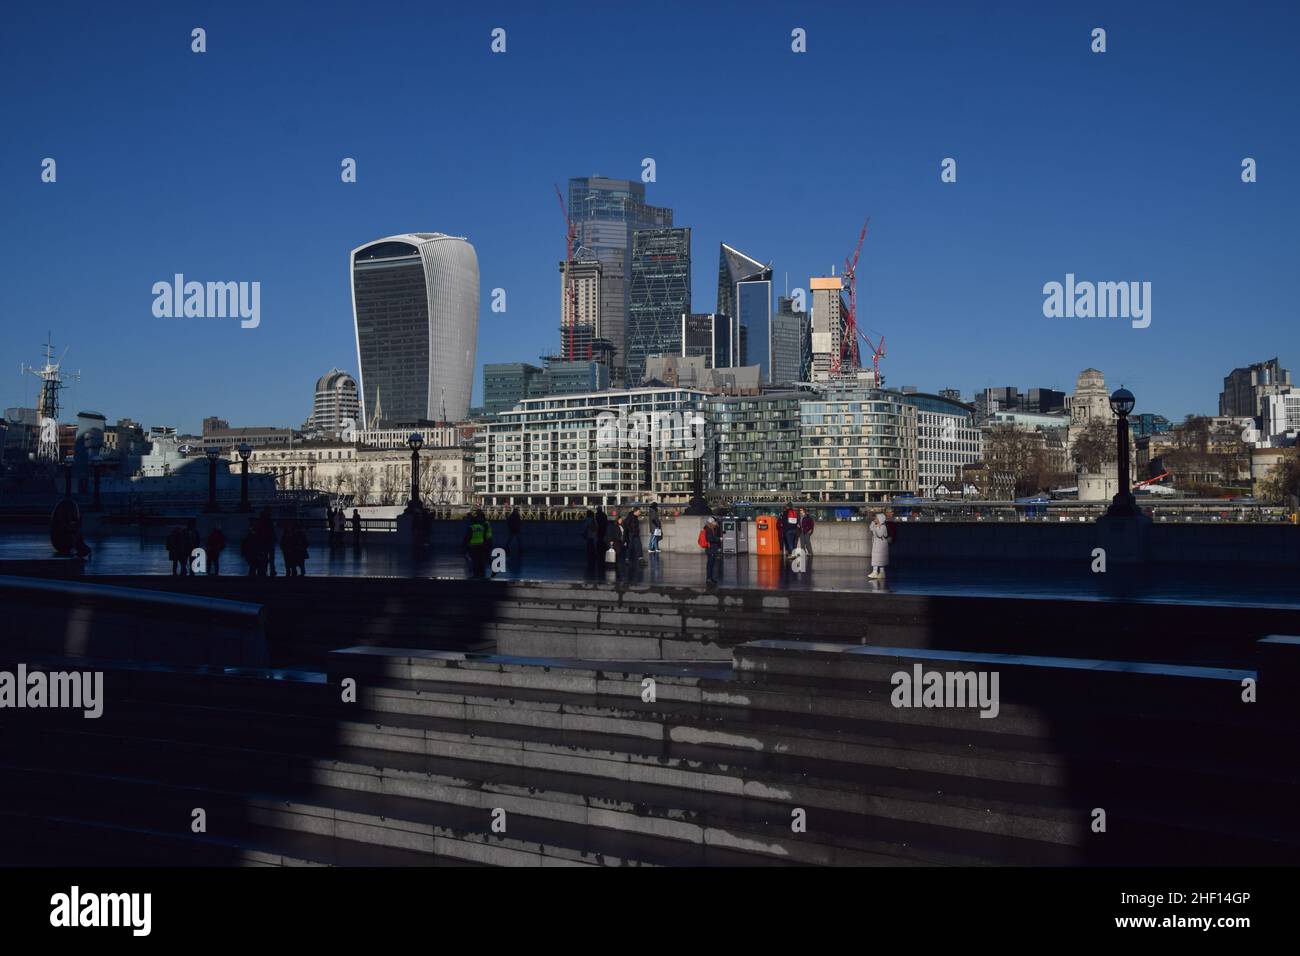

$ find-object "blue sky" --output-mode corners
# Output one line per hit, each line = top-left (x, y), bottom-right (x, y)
(1, 0), (1297, 432)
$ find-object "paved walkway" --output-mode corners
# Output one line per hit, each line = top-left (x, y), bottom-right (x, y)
(2, 529), (1297, 607)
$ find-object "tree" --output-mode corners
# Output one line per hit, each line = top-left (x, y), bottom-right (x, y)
(1258, 449), (1300, 505)
(378, 467), (398, 506)
(354, 465), (375, 505)
(1071, 418), (1115, 474)
(982, 425), (1049, 497)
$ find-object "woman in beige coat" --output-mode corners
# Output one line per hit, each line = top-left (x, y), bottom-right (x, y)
(868, 512), (891, 579)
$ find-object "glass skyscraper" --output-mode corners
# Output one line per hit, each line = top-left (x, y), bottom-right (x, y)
(351, 233), (480, 425)
(567, 177), (673, 384)
(627, 227), (691, 385)
(770, 295), (810, 385)
(717, 244), (773, 381)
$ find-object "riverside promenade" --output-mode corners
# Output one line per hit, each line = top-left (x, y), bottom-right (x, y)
(3, 518), (1298, 867)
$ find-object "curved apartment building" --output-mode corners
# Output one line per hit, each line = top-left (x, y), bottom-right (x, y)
(351, 233), (480, 425)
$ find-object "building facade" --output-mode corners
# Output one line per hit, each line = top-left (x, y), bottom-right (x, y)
(799, 377), (918, 502)
(705, 392), (803, 499)
(474, 386), (708, 508)
(626, 227), (691, 387)
(351, 233), (480, 426)
(900, 392), (984, 497)
(309, 369), (360, 435)
(770, 295), (810, 386)
(567, 177), (673, 384)
(1219, 357), (1292, 418)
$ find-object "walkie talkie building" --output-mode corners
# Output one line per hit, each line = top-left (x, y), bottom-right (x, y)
(350, 233), (480, 426)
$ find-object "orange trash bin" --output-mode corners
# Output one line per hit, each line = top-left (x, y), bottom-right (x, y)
(755, 515), (781, 556)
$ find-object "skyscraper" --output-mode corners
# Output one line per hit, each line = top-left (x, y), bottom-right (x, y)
(351, 233), (480, 426)
(627, 226), (691, 385)
(809, 276), (850, 382)
(717, 244), (773, 382)
(770, 295), (810, 385)
(567, 177), (673, 384)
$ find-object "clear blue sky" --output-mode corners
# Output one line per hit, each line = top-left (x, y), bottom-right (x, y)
(2, 0), (1296, 432)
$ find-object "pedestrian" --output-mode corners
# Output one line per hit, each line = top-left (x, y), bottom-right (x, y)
(868, 511), (892, 580)
(206, 523), (226, 576)
(463, 508), (493, 578)
(254, 510), (278, 576)
(604, 510), (625, 577)
(648, 503), (663, 554)
(625, 507), (645, 565)
(781, 501), (800, 558)
(505, 506), (523, 555)
(581, 509), (598, 569)
(799, 508), (815, 555)
(166, 525), (185, 576)
(703, 516), (723, 587)
(281, 520), (308, 576)
(595, 506), (608, 546)
(351, 508), (362, 551)
(240, 520), (263, 576)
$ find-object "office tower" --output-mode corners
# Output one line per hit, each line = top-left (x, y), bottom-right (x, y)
(351, 233), (480, 426)
(483, 363), (542, 417)
(717, 244), (773, 383)
(310, 369), (360, 433)
(627, 226), (691, 386)
(558, 258), (603, 358)
(771, 295), (810, 385)
(1219, 358), (1292, 418)
(567, 177), (673, 384)
(898, 392), (984, 496)
(809, 276), (849, 382)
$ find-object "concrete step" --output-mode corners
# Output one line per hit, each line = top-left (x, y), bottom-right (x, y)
(12, 706), (1298, 865)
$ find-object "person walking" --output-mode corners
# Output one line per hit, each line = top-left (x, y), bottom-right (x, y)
(799, 508), (815, 556)
(206, 523), (226, 576)
(595, 506), (608, 547)
(505, 506), (523, 556)
(703, 516), (723, 587)
(351, 508), (362, 551)
(868, 511), (892, 580)
(781, 501), (800, 558)
(625, 507), (645, 566)
(648, 503), (663, 554)
(463, 508), (493, 578)
(604, 510), (625, 579)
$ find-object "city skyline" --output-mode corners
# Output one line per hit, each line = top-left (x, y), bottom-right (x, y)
(3, 1), (1298, 432)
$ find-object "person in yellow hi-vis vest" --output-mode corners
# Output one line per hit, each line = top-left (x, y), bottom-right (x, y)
(463, 508), (493, 578)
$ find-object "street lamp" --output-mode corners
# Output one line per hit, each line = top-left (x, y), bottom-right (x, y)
(237, 443), (252, 513)
(406, 432), (424, 512)
(204, 445), (221, 513)
(1105, 387), (1138, 517)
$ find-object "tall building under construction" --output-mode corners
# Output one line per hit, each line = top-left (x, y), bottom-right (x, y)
(809, 276), (851, 382)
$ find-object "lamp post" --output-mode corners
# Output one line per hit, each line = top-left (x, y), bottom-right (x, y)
(1105, 387), (1138, 518)
(406, 432), (424, 512)
(204, 446), (221, 513)
(237, 443), (252, 513)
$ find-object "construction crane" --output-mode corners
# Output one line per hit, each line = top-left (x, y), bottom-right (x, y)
(832, 216), (873, 376)
(554, 184), (580, 361)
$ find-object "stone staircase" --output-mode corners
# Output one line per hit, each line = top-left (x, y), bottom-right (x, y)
(3, 638), (1297, 866)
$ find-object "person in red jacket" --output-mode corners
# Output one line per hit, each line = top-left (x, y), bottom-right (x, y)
(781, 502), (800, 558)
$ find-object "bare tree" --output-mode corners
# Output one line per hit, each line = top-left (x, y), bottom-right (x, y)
(1071, 418), (1115, 474)
(378, 467), (398, 506)
(1258, 449), (1300, 505)
(354, 465), (375, 505)
(982, 425), (1049, 497)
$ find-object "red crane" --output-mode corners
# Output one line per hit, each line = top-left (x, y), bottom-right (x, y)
(832, 216), (875, 375)
(555, 183), (579, 360)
